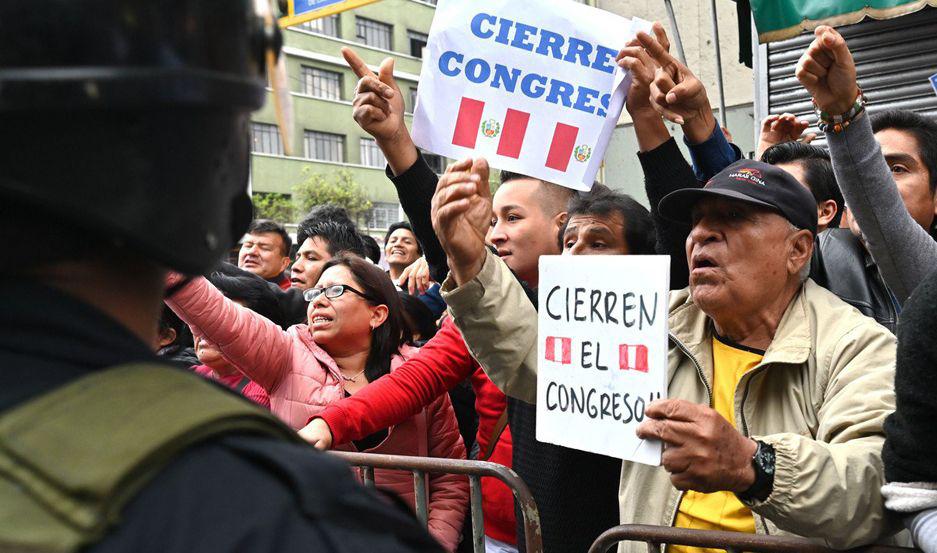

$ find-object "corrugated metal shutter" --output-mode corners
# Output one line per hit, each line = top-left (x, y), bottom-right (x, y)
(756, 6), (937, 145)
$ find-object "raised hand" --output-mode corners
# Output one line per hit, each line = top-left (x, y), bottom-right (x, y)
(431, 158), (492, 286)
(795, 25), (859, 117)
(342, 47), (417, 174)
(756, 113), (817, 159)
(636, 30), (710, 125)
(618, 22), (670, 118)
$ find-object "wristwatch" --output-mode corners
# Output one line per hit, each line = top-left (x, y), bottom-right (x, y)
(738, 439), (775, 502)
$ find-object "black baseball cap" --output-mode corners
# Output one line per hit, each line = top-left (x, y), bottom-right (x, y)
(658, 160), (818, 235)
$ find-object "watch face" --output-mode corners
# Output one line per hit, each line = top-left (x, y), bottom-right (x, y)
(756, 444), (776, 476)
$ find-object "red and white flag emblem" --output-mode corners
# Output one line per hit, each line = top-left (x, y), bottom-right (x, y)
(453, 96), (580, 173)
(618, 344), (649, 372)
(544, 336), (572, 364)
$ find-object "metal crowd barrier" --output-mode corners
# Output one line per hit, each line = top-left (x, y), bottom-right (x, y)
(330, 451), (543, 553)
(588, 525), (921, 553)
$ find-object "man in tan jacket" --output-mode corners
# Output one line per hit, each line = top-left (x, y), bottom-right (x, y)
(432, 151), (898, 549)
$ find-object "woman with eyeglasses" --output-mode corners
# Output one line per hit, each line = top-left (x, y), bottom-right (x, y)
(165, 255), (468, 551)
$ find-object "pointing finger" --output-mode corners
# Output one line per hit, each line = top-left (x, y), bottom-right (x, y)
(342, 47), (376, 79)
(637, 30), (678, 70)
(651, 21), (671, 53)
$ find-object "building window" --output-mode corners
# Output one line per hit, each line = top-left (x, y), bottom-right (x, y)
(364, 202), (400, 230)
(251, 122), (284, 155)
(300, 66), (342, 99)
(304, 130), (345, 162)
(356, 17), (392, 50)
(422, 151), (446, 174)
(300, 14), (340, 37)
(409, 87), (419, 113)
(359, 138), (387, 168)
(408, 30), (428, 58)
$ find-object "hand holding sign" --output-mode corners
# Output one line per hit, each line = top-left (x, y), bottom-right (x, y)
(413, 0), (650, 191)
(795, 26), (859, 117)
(537, 255), (669, 465)
(637, 30), (715, 143)
(431, 158), (492, 286)
(342, 47), (417, 175)
(636, 399), (757, 493)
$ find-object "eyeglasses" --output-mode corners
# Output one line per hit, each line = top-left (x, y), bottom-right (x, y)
(303, 284), (372, 303)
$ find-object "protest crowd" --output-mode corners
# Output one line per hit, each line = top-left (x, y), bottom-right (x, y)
(2, 1), (937, 553)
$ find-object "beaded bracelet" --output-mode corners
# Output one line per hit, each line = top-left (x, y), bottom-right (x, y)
(814, 88), (866, 134)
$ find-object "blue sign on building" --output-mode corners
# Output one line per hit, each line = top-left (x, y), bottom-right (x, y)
(931, 72), (937, 97)
(281, 0), (382, 28)
(293, 0), (345, 15)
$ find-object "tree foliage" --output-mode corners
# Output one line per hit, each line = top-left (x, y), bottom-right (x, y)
(293, 169), (372, 221)
(251, 192), (296, 223)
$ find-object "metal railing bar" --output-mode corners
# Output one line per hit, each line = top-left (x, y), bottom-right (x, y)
(413, 470), (428, 527)
(469, 476), (485, 553)
(331, 451), (543, 553)
(588, 525), (920, 553)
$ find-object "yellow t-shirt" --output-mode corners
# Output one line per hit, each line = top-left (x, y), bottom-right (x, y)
(670, 336), (763, 553)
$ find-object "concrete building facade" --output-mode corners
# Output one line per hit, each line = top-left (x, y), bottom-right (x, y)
(250, 0), (442, 233)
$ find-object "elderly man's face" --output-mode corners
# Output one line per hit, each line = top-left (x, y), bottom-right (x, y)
(686, 198), (810, 319)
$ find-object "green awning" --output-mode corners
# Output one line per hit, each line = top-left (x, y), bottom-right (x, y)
(751, 0), (937, 42)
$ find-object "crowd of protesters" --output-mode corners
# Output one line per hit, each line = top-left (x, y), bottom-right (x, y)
(5, 2), (935, 551)
(146, 20), (937, 553)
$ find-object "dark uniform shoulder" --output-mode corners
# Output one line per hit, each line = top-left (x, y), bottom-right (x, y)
(90, 434), (442, 553)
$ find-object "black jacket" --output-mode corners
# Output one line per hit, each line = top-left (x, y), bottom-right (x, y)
(883, 267), (937, 483)
(0, 280), (440, 553)
(810, 229), (898, 333)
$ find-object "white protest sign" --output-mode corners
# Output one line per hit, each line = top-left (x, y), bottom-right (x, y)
(536, 255), (669, 465)
(413, 0), (650, 191)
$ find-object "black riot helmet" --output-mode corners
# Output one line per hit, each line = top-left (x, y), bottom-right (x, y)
(0, 1), (282, 274)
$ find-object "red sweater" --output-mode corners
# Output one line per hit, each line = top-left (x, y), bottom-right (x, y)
(316, 318), (517, 544)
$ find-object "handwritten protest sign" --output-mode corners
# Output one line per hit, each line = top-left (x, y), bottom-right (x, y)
(412, 0), (650, 191)
(536, 256), (669, 465)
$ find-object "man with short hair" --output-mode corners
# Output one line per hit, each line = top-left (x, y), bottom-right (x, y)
(385, 221), (422, 280)
(290, 219), (366, 291)
(238, 219), (292, 289)
(434, 155), (898, 550)
(760, 142), (843, 233)
(559, 186), (656, 256)
(758, 140), (897, 330)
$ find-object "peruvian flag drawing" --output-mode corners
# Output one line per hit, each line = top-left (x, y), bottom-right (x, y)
(451, 98), (585, 173)
(412, 0), (651, 191)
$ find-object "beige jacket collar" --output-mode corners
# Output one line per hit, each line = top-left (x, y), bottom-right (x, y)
(668, 283), (815, 379)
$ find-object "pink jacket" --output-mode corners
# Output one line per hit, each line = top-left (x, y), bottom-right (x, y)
(191, 365), (271, 408)
(167, 276), (469, 551)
